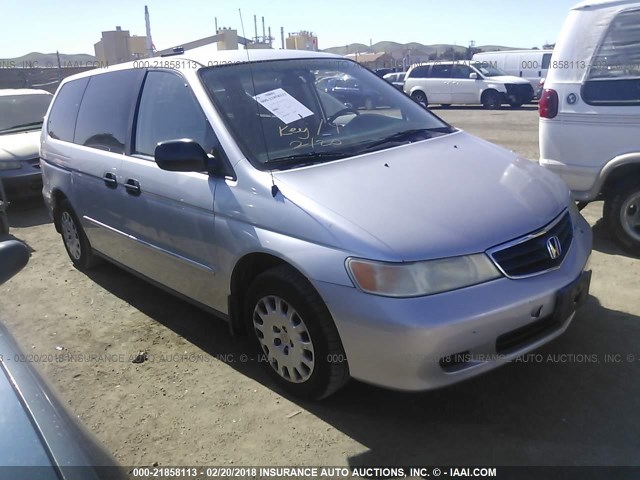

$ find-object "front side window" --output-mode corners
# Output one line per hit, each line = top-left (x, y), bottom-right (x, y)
(472, 62), (508, 77)
(135, 71), (218, 158)
(452, 65), (472, 79)
(74, 70), (142, 154)
(0, 93), (52, 134)
(541, 53), (552, 70)
(584, 9), (640, 105)
(199, 58), (453, 170)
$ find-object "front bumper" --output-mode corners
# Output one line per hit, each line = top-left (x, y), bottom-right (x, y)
(0, 159), (43, 200)
(315, 212), (592, 391)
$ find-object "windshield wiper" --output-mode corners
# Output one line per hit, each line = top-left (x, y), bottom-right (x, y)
(361, 127), (451, 153)
(265, 151), (352, 170)
(0, 121), (44, 133)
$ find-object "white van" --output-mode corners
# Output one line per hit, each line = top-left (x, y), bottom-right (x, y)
(473, 50), (553, 95)
(403, 60), (534, 108)
(539, 0), (640, 254)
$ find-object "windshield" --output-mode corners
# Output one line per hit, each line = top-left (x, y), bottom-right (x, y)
(199, 58), (454, 169)
(0, 94), (52, 134)
(472, 62), (508, 77)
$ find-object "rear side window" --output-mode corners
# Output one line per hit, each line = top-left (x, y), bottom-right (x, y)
(583, 9), (640, 105)
(74, 70), (142, 154)
(451, 65), (472, 79)
(429, 65), (452, 78)
(408, 66), (430, 78)
(134, 71), (219, 158)
(47, 78), (88, 142)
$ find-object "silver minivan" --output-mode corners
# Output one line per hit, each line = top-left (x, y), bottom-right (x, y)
(41, 48), (592, 399)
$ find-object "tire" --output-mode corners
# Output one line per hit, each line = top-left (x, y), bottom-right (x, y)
(244, 265), (350, 400)
(603, 179), (640, 255)
(411, 91), (428, 107)
(482, 90), (502, 109)
(57, 199), (99, 270)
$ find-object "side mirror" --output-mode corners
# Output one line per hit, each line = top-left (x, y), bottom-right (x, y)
(469, 73), (478, 80)
(155, 140), (209, 172)
(0, 240), (29, 286)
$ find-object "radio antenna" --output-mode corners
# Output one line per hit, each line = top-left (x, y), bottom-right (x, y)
(239, 9), (279, 197)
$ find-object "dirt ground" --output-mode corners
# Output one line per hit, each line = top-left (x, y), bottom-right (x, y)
(1, 106), (639, 472)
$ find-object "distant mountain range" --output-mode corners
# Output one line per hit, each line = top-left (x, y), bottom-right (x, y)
(1, 52), (96, 67)
(323, 41), (523, 57)
(1, 42), (525, 66)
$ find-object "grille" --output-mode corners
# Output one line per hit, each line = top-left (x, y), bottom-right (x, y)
(505, 83), (534, 103)
(488, 212), (573, 278)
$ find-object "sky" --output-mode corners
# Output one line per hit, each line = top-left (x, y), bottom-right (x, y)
(1, 0), (580, 58)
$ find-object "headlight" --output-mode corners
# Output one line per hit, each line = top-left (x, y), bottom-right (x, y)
(346, 254), (502, 297)
(0, 160), (22, 171)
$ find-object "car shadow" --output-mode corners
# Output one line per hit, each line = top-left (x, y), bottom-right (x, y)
(82, 262), (640, 466)
(430, 105), (538, 112)
(7, 197), (53, 228)
(591, 217), (640, 259)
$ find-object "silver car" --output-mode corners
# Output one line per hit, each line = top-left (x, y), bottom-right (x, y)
(41, 49), (592, 400)
(0, 89), (52, 199)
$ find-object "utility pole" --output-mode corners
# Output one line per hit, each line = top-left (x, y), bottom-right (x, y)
(281, 27), (285, 49)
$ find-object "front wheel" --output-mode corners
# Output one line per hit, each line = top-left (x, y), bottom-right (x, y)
(604, 180), (640, 255)
(57, 199), (99, 270)
(245, 266), (350, 400)
(482, 90), (502, 109)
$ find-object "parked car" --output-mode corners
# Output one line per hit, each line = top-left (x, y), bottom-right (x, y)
(41, 48), (592, 400)
(473, 49), (553, 98)
(316, 74), (384, 109)
(383, 72), (406, 90)
(404, 60), (534, 108)
(0, 89), (53, 200)
(539, 0), (640, 255)
(0, 239), (126, 479)
(374, 68), (395, 78)
(536, 78), (545, 101)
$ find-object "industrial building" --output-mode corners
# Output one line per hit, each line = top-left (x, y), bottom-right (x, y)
(94, 26), (148, 65)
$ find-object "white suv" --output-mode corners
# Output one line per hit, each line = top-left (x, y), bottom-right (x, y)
(404, 61), (534, 109)
(539, 0), (640, 255)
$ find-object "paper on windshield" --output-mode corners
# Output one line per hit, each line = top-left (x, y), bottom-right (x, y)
(253, 88), (314, 125)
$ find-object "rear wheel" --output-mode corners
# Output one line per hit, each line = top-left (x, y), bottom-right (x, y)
(604, 179), (640, 255)
(411, 91), (428, 107)
(245, 265), (350, 400)
(57, 200), (99, 270)
(482, 90), (502, 109)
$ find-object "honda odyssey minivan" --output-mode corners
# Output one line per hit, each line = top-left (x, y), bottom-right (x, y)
(41, 48), (592, 399)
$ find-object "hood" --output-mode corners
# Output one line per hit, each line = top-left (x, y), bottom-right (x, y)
(273, 131), (568, 261)
(0, 130), (40, 161)
(486, 75), (531, 85)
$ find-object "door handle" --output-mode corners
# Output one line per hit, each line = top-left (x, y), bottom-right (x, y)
(538, 71), (542, 77)
(103, 172), (117, 188)
(124, 178), (141, 195)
